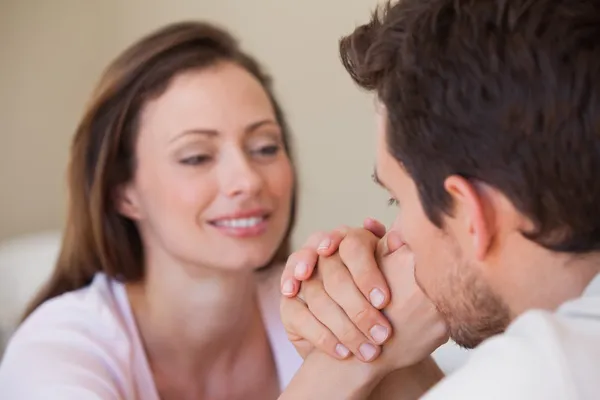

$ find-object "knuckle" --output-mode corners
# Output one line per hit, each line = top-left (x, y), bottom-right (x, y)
(316, 330), (335, 350)
(303, 280), (326, 305)
(315, 252), (339, 273)
(350, 306), (376, 328)
(339, 230), (375, 258)
(339, 231), (360, 254)
(337, 322), (365, 346)
(321, 266), (349, 294)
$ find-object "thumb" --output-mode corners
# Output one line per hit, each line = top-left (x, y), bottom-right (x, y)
(377, 230), (405, 258)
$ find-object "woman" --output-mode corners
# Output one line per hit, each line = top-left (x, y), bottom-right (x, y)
(0, 21), (303, 399)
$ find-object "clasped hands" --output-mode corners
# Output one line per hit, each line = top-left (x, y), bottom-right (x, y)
(280, 219), (449, 379)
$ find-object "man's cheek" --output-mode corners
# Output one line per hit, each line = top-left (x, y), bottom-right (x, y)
(413, 251), (436, 288)
(413, 256), (430, 297)
(390, 212), (402, 231)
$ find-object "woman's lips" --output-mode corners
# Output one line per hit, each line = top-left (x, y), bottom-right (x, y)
(208, 214), (270, 238)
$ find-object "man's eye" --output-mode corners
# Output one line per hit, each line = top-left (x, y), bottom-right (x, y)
(180, 155), (211, 165)
(388, 197), (399, 207)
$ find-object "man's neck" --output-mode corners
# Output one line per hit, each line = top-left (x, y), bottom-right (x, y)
(498, 239), (600, 318)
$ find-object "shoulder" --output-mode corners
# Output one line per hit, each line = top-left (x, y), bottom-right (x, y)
(424, 281), (600, 400)
(424, 311), (588, 400)
(0, 274), (136, 399)
(424, 308), (600, 399)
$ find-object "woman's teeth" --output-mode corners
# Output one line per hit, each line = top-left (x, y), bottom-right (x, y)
(213, 217), (265, 228)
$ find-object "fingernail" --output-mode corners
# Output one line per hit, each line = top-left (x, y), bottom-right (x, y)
(359, 343), (377, 361)
(294, 262), (308, 278)
(369, 288), (385, 308)
(370, 325), (389, 344)
(282, 280), (295, 295)
(317, 238), (331, 250)
(335, 344), (350, 358)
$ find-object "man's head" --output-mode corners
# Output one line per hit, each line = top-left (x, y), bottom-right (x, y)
(341, 0), (600, 348)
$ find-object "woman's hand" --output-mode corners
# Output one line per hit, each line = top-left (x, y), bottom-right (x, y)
(280, 221), (448, 373)
(280, 218), (388, 299)
(280, 220), (393, 362)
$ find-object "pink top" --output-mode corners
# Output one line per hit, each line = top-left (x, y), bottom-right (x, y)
(0, 273), (303, 399)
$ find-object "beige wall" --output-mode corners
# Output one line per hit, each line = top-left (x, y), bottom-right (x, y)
(0, 0), (394, 246)
(0, 0), (119, 240)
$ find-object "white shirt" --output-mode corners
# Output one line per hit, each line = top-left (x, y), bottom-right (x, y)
(423, 274), (600, 400)
(0, 273), (302, 399)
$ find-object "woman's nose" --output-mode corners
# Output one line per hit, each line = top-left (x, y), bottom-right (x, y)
(220, 153), (264, 198)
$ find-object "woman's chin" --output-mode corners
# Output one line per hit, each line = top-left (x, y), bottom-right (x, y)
(207, 252), (278, 273)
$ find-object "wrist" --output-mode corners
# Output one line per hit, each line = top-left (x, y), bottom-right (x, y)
(287, 351), (385, 400)
(346, 355), (388, 395)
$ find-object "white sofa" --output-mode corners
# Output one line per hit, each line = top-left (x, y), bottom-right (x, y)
(0, 231), (62, 352)
(0, 231), (470, 372)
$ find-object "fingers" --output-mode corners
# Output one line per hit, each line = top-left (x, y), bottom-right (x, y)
(280, 230), (328, 297)
(281, 247), (318, 297)
(280, 221), (390, 298)
(281, 226), (351, 297)
(363, 217), (386, 239)
(319, 255), (392, 347)
(316, 226), (349, 257)
(339, 230), (391, 309)
(302, 279), (381, 362)
(280, 296), (349, 360)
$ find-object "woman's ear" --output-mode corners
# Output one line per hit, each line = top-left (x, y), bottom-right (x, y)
(114, 183), (143, 220)
(444, 175), (495, 261)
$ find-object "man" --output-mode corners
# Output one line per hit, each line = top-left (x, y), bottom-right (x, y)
(279, 0), (600, 398)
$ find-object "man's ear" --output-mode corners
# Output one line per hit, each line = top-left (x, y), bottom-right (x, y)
(444, 175), (494, 261)
(114, 183), (143, 220)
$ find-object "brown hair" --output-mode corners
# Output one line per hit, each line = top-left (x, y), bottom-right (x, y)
(23, 21), (296, 319)
(340, 0), (600, 253)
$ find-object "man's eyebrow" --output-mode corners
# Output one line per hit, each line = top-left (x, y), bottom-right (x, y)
(372, 168), (385, 188)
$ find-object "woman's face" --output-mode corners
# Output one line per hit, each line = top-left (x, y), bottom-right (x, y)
(118, 62), (294, 272)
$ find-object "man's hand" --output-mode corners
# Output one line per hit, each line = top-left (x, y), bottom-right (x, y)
(368, 234), (449, 376)
(280, 219), (392, 361)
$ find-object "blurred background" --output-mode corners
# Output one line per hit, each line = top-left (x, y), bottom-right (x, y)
(0, 1), (468, 371)
(0, 0), (395, 246)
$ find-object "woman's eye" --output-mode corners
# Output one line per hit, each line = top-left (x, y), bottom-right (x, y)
(253, 144), (280, 157)
(388, 197), (399, 207)
(180, 155), (212, 165)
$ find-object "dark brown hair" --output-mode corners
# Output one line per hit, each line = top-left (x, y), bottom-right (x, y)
(23, 21), (296, 319)
(341, 0), (600, 253)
